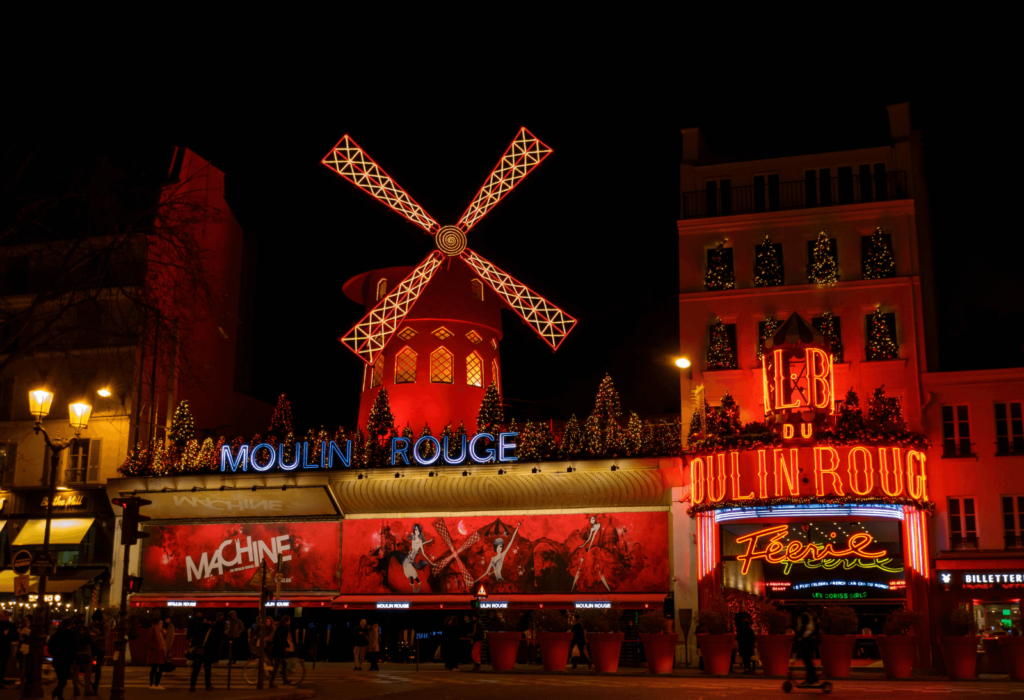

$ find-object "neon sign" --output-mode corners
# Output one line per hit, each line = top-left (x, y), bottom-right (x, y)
(221, 433), (518, 473)
(734, 523), (890, 576)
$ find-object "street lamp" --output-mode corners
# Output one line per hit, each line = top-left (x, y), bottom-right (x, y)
(22, 390), (91, 699)
(675, 357), (691, 369)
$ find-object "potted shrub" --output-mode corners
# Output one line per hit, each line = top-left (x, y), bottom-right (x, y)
(637, 610), (676, 674)
(818, 606), (858, 678)
(487, 609), (524, 672)
(755, 607), (794, 677)
(998, 629), (1024, 681)
(939, 608), (978, 680)
(696, 597), (734, 676)
(877, 609), (922, 679)
(578, 608), (625, 673)
(532, 608), (572, 672)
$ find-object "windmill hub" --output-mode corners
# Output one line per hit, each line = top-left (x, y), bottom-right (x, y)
(436, 225), (467, 256)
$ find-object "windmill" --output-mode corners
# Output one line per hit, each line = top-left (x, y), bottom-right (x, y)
(323, 128), (577, 433)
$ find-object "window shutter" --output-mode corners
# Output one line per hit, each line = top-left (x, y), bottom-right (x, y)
(2, 441), (16, 486)
(88, 439), (102, 482)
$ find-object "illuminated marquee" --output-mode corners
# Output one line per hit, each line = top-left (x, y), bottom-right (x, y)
(221, 433), (518, 473)
(734, 523), (891, 576)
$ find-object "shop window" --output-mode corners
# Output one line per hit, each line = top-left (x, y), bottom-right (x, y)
(942, 405), (972, 457)
(432, 327), (453, 341)
(492, 358), (500, 393)
(397, 327), (418, 341)
(370, 354), (384, 388)
(429, 347), (454, 384)
(465, 330), (483, 345)
(1002, 496), (1024, 549)
(995, 402), (1024, 455)
(812, 314), (844, 362)
(0, 441), (16, 486)
(466, 352), (483, 387)
(471, 279), (484, 301)
(376, 278), (387, 301)
(395, 347), (417, 384)
(949, 497), (978, 550)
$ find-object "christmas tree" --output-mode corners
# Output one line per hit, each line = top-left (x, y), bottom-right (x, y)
(560, 415), (583, 460)
(518, 421), (539, 462)
(365, 388), (396, 468)
(808, 231), (839, 286)
(401, 424), (415, 440)
(168, 400), (195, 447)
(626, 412), (644, 456)
(476, 381), (504, 434)
(754, 235), (783, 287)
(687, 406), (702, 443)
(640, 419), (655, 456)
(534, 422), (559, 461)
(834, 388), (865, 436)
(455, 421), (469, 457)
(194, 438), (215, 473)
(583, 414), (603, 457)
(719, 392), (740, 435)
(757, 317), (780, 363)
(591, 374), (622, 425)
(604, 417), (626, 457)
(866, 385), (907, 433)
(707, 320), (737, 370)
(862, 227), (895, 280)
(704, 242), (735, 291)
(818, 311), (844, 362)
(268, 394), (294, 439)
(151, 440), (168, 476)
(866, 308), (899, 360)
(351, 426), (367, 468)
(417, 424), (435, 461)
(440, 423), (455, 460)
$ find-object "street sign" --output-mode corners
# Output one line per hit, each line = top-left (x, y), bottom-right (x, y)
(31, 551), (56, 574)
(248, 560), (269, 588)
(12, 550), (32, 576)
(475, 583), (489, 598)
(14, 575), (30, 596)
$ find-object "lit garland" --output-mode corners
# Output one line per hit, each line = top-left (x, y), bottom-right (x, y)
(862, 227), (895, 280)
(704, 242), (735, 291)
(808, 231), (839, 286)
(688, 495), (934, 518)
(754, 235), (783, 287)
(707, 319), (737, 371)
(866, 308), (899, 361)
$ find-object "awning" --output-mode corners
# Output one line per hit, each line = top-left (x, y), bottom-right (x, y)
(12, 518), (95, 545)
(331, 594), (666, 610)
(0, 569), (38, 594)
(0, 568), (102, 594)
(0, 520), (6, 534)
(128, 595), (335, 609)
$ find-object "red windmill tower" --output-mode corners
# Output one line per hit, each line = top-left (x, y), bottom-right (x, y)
(323, 128), (577, 433)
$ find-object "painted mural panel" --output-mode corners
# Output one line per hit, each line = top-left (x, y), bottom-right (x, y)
(340, 512), (669, 595)
(141, 522), (341, 592)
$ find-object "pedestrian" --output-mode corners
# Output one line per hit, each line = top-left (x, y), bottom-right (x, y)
(214, 612), (226, 660)
(442, 617), (460, 671)
(71, 615), (95, 696)
(368, 623), (380, 671)
(148, 619), (167, 690)
(353, 619), (369, 670)
(88, 616), (106, 694)
(794, 607), (820, 687)
(187, 614), (212, 693)
(268, 616), (292, 688)
(226, 611), (244, 663)
(163, 615), (176, 665)
(570, 614), (591, 670)
(469, 612), (484, 671)
(0, 610), (14, 690)
(49, 619), (77, 700)
(736, 614), (755, 674)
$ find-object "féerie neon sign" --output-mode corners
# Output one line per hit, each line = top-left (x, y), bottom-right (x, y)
(734, 523), (891, 576)
(220, 433), (518, 473)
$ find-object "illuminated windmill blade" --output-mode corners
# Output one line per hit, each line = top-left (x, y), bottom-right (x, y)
(461, 248), (576, 351)
(456, 127), (553, 233)
(339, 251), (446, 364)
(322, 135), (440, 234)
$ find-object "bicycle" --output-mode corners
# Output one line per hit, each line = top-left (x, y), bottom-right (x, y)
(242, 655), (306, 686)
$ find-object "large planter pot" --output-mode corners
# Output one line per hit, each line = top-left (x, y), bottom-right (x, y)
(982, 637), (1005, 674)
(537, 632), (573, 672)
(819, 635), (856, 678)
(589, 633), (625, 673)
(697, 634), (734, 676)
(487, 631), (522, 672)
(639, 633), (677, 674)
(998, 636), (1024, 681)
(756, 635), (794, 677)
(877, 635), (917, 679)
(940, 636), (979, 680)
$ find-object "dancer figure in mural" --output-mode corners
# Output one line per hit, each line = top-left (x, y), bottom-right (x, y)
(400, 524), (435, 593)
(474, 521), (522, 584)
(576, 515), (601, 552)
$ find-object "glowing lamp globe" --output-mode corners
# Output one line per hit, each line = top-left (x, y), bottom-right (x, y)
(676, 358), (691, 369)
(97, 388), (112, 398)
(68, 402), (93, 432)
(28, 389), (54, 420)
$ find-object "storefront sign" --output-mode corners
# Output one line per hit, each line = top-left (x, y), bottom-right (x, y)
(140, 522), (341, 592)
(479, 601), (507, 609)
(133, 489), (338, 519)
(940, 571), (1024, 589)
(763, 347), (834, 418)
(340, 512), (669, 596)
(167, 601), (197, 607)
(687, 445), (928, 506)
(266, 601), (290, 607)
(220, 433), (519, 473)
(575, 601), (611, 609)
(377, 602), (410, 609)
(734, 523), (893, 576)
(41, 494), (85, 508)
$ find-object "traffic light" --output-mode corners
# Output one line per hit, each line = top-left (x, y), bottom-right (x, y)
(112, 496), (152, 546)
(125, 576), (144, 593)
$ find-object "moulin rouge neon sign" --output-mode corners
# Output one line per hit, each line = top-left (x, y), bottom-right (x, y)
(734, 523), (893, 576)
(220, 433), (518, 473)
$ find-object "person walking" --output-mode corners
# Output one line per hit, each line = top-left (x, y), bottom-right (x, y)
(367, 623), (380, 671)
(736, 614), (755, 674)
(147, 620), (167, 690)
(353, 620), (369, 670)
(187, 614), (212, 693)
(163, 615), (176, 666)
(794, 607), (820, 687)
(71, 615), (95, 696)
(49, 619), (77, 700)
(442, 617), (460, 671)
(469, 612), (484, 671)
(570, 614), (591, 670)
(88, 616), (106, 695)
(0, 610), (15, 690)
(226, 612), (244, 664)
(268, 616), (292, 688)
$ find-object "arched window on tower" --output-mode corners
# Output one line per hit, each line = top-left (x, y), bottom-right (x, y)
(395, 347), (417, 384)
(430, 347), (454, 384)
(491, 358), (500, 393)
(471, 279), (484, 301)
(466, 351), (483, 387)
(376, 278), (387, 301)
(370, 354), (384, 388)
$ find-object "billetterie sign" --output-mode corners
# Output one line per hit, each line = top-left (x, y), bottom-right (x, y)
(221, 432), (518, 473)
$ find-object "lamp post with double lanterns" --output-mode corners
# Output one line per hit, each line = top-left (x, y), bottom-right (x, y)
(23, 389), (91, 699)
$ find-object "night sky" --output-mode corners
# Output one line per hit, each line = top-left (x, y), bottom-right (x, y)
(18, 61), (1017, 434)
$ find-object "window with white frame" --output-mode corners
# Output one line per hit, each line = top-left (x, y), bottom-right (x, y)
(942, 405), (972, 457)
(949, 497), (978, 549)
(64, 438), (102, 484)
(1002, 496), (1024, 549)
(996, 402), (1024, 455)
